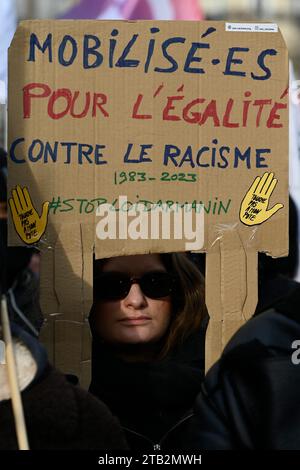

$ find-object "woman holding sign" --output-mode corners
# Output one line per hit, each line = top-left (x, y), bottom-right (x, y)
(89, 252), (207, 451)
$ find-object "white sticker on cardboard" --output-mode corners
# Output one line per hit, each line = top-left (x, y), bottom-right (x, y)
(226, 23), (278, 33)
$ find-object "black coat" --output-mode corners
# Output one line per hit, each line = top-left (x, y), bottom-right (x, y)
(89, 326), (206, 451)
(0, 325), (128, 450)
(184, 285), (300, 450)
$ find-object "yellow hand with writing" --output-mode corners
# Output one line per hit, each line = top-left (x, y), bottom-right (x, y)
(9, 185), (49, 244)
(240, 172), (284, 226)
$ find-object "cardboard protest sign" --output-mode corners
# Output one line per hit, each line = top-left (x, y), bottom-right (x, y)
(8, 20), (288, 382)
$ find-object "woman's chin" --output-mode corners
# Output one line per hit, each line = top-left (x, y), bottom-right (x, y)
(114, 334), (154, 345)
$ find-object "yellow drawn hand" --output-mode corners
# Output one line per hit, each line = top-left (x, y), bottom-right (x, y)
(9, 185), (49, 244)
(240, 172), (284, 226)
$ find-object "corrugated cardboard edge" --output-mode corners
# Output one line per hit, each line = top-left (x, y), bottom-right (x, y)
(39, 222), (94, 388)
(205, 227), (258, 371)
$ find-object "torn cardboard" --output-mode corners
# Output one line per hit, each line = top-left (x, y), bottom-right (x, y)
(8, 20), (289, 382)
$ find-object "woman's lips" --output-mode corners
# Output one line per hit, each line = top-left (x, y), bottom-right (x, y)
(118, 316), (151, 325)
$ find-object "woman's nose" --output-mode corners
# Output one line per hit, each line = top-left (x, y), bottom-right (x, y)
(123, 282), (147, 308)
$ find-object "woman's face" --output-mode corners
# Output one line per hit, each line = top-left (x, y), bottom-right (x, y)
(93, 254), (172, 345)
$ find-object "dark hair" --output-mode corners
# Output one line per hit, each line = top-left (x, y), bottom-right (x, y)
(258, 196), (299, 280)
(92, 252), (207, 358)
(159, 253), (207, 357)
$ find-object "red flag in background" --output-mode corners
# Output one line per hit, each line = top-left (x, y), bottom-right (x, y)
(61, 0), (203, 20)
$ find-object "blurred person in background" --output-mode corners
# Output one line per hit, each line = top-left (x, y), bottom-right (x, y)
(1, 148), (43, 337)
(182, 196), (300, 449)
(0, 319), (128, 450)
(183, 284), (300, 449)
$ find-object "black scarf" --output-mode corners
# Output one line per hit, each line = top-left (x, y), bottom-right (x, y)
(89, 328), (205, 441)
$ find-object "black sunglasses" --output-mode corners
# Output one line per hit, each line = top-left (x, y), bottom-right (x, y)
(94, 271), (177, 300)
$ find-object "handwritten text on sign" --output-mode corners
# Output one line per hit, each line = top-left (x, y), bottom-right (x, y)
(9, 25), (286, 171)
